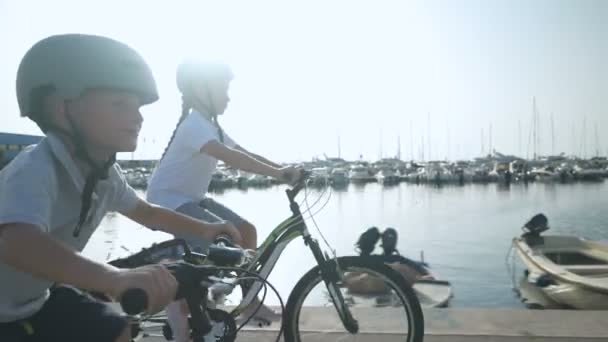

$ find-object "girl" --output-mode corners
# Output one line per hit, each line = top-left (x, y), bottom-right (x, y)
(146, 60), (300, 341)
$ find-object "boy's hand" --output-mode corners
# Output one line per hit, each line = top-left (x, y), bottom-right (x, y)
(109, 265), (178, 315)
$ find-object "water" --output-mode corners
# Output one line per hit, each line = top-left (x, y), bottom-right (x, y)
(83, 181), (608, 308)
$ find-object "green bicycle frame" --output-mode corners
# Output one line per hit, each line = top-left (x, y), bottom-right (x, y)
(231, 186), (339, 317)
(232, 210), (308, 314)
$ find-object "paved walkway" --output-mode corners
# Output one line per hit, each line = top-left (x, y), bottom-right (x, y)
(135, 308), (608, 341)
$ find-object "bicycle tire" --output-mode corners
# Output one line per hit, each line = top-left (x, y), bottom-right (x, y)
(283, 256), (424, 342)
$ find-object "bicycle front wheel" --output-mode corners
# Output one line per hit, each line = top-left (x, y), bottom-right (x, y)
(284, 256), (424, 342)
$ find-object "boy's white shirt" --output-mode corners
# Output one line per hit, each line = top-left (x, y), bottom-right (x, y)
(0, 132), (139, 322)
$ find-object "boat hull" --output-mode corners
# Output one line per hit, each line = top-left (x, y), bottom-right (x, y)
(513, 235), (608, 310)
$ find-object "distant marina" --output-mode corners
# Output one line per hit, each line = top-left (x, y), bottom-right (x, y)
(1, 133), (607, 191)
(118, 153), (608, 191)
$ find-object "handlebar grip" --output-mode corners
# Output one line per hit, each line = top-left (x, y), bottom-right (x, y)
(120, 288), (148, 315)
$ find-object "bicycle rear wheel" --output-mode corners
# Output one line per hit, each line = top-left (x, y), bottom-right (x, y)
(283, 256), (424, 342)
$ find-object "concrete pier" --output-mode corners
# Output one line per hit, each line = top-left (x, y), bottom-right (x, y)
(137, 308), (608, 341)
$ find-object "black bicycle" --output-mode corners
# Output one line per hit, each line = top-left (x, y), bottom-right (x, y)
(111, 171), (425, 342)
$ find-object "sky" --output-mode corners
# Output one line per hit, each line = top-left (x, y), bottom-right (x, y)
(1, 0), (606, 162)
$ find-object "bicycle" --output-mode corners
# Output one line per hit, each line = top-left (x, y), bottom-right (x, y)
(110, 171), (425, 342)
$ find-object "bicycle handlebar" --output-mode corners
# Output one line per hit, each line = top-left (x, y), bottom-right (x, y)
(286, 170), (312, 200)
(120, 262), (219, 315)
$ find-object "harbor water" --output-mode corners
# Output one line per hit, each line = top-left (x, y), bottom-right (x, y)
(84, 181), (608, 308)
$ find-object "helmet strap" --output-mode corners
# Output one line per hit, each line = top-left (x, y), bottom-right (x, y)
(58, 102), (116, 237)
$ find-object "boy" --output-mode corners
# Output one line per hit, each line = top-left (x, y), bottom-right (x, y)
(0, 34), (241, 342)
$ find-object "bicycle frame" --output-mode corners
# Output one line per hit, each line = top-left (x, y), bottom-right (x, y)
(103, 176), (362, 341)
(230, 182), (357, 333)
(232, 186), (327, 315)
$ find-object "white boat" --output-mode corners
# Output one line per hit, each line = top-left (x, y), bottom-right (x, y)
(512, 214), (608, 309)
(375, 168), (400, 185)
(124, 169), (148, 189)
(471, 167), (491, 183)
(310, 167), (331, 187)
(345, 255), (454, 309)
(405, 169), (425, 183)
(413, 279), (453, 308)
(330, 167), (349, 186)
(234, 170), (251, 188)
(425, 162), (457, 184)
(349, 164), (374, 183)
(531, 169), (560, 183)
(488, 162), (512, 184)
(247, 174), (272, 187)
(573, 167), (605, 182)
(393, 258), (454, 308)
(211, 170), (236, 186)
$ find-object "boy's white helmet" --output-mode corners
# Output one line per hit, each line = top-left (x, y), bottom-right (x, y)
(16, 34), (158, 119)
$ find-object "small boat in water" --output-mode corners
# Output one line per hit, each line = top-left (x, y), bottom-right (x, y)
(413, 278), (453, 308)
(512, 214), (608, 309)
(375, 167), (400, 185)
(330, 167), (349, 187)
(348, 227), (454, 308)
(349, 164), (375, 184)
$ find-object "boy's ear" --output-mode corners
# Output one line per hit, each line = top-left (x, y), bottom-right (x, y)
(43, 94), (68, 126)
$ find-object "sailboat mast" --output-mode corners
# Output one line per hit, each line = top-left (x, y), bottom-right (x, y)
(427, 112), (431, 161)
(572, 120), (576, 157)
(338, 135), (341, 159)
(537, 103), (541, 158)
(489, 123), (492, 156)
(551, 113), (555, 156)
(379, 129), (383, 160)
(533, 97), (537, 160)
(397, 135), (401, 160)
(595, 123), (599, 157)
(581, 116), (587, 158)
(410, 120), (414, 161)
(421, 135), (425, 161)
(518, 120), (522, 157)
(481, 129), (485, 156)
(447, 123), (450, 161)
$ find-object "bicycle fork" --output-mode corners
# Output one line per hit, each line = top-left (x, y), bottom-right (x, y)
(304, 235), (359, 334)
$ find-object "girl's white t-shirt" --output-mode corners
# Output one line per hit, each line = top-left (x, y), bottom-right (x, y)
(147, 110), (236, 209)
